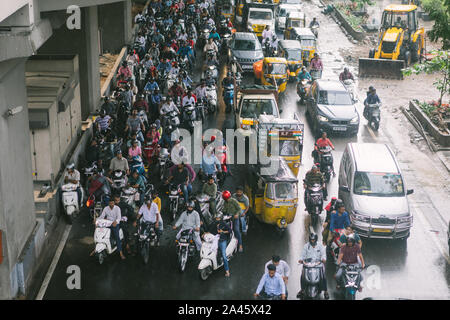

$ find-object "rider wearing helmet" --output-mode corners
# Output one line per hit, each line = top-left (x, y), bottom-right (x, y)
(335, 235), (365, 290)
(363, 86), (381, 118)
(222, 71), (234, 87)
(297, 233), (329, 299)
(95, 108), (112, 133)
(100, 96), (116, 115)
(207, 211), (232, 277)
(173, 200), (202, 251)
(209, 27), (221, 41)
(222, 190), (244, 253)
(339, 67), (354, 82)
(303, 164), (327, 206)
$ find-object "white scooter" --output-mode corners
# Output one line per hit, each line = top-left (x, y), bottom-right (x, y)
(61, 183), (84, 224)
(198, 216), (238, 280)
(94, 218), (124, 265)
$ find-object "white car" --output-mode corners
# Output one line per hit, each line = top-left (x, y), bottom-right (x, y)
(275, 4), (303, 32)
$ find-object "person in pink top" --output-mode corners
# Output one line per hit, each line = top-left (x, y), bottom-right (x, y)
(310, 53), (323, 71)
(118, 61), (132, 80)
(128, 140), (142, 158)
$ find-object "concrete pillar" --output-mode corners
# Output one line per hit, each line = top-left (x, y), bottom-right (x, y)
(98, 0), (133, 54)
(0, 58), (37, 299)
(80, 6), (101, 117)
(37, 7), (101, 119)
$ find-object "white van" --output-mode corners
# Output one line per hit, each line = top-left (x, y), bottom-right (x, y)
(338, 143), (414, 241)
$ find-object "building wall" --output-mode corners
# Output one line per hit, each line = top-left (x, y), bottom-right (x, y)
(0, 58), (36, 299)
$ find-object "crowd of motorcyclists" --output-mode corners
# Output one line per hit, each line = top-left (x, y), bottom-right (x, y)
(57, 0), (382, 300)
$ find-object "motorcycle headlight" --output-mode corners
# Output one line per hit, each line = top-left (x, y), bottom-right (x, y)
(318, 115), (329, 122)
(350, 116), (359, 124)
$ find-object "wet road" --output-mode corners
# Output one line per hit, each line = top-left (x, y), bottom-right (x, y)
(41, 1), (450, 300)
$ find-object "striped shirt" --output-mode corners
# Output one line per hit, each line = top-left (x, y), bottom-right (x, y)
(95, 115), (111, 130)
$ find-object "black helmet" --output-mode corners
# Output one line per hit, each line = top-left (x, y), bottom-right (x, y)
(369, 86), (376, 92)
(335, 199), (344, 209)
(309, 233), (318, 245)
(104, 96), (110, 102)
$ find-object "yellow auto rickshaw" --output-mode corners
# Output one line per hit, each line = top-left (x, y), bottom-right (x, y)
(253, 57), (289, 94)
(289, 27), (317, 67)
(244, 157), (299, 233)
(277, 40), (303, 81)
(283, 11), (306, 39)
(219, 0), (235, 22)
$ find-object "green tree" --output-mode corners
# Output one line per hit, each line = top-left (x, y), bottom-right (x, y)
(421, 0), (450, 49)
(403, 50), (450, 107)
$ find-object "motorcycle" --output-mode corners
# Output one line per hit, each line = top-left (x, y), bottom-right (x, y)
(130, 155), (146, 176)
(143, 140), (159, 166)
(163, 110), (181, 129)
(182, 103), (197, 133)
(342, 79), (357, 102)
(61, 183), (84, 224)
(263, 38), (277, 57)
(137, 220), (158, 265)
(310, 69), (322, 81)
(111, 170), (127, 194)
(93, 218), (124, 265)
(205, 65), (219, 82)
(168, 183), (183, 222)
(206, 84), (217, 113)
(196, 99), (207, 123)
(198, 215), (238, 280)
(297, 79), (311, 104)
(340, 264), (364, 300)
(300, 258), (323, 300)
(121, 186), (139, 208)
(223, 83), (234, 113)
(305, 183), (324, 227)
(157, 148), (171, 181)
(318, 146), (334, 183)
(176, 228), (197, 272)
(86, 193), (104, 220)
(364, 102), (381, 131)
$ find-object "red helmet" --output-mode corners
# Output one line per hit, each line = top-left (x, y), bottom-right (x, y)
(210, 135), (216, 142)
(222, 190), (231, 200)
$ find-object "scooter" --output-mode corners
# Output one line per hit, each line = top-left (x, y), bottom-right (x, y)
(198, 215), (238, 280)
(305, 183), (324, 227)
(196, 98), (207, 123)
(176, 228), (197, 272)
(137, 220), (158, 265)
(163, 110), (181, 129)
(364, 103), (381, 131)
(206, 84), (217, 113)
(93, 218), (124, 265)
(111, 170), (127, 193)
(297, 79), (311, 104)
(157, 148), (171, 181)
(205, 65), (219, 82)
(182, 103), (197, 133)
(223, 83), (234, 113)
(130, 155), (146, 176)
(300, 258), (323, 300)
(121, 186), (139, 208)
(318, 146), (334, 183)
(61, 183), (84, 224)
(340, 264), (364, 300)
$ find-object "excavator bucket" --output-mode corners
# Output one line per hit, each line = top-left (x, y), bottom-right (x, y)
(358, 58), (405, 80)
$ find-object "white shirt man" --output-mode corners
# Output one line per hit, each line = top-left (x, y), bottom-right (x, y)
(262, 28), (274, 41)
(264, 257), (290, 281)
(99, 204), (121, 224)
(64, 168), (81, 187)
(160, 100), (179, 115)
(138, 201), (160, 224)
(182, 94), (196, 108)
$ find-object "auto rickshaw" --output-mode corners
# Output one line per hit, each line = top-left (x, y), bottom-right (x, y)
(244, 157), (298, 234)
(283, 11), (306, 40)
(288, 27), (317, 67)
(277, 40), (303, 81)
(253, 57), (289, 94)
(218, 0), (235, 22)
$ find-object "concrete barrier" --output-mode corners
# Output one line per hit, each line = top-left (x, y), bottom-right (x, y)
(409, 100), (450, 147)
(333, 8), (366, 41)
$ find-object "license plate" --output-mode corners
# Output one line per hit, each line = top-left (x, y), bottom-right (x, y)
(333, 126), (347, 131)
(372, 228), (391, 233)
(242, 64), (253, 70)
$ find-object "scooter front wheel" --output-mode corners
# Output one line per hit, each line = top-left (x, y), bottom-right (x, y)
(97, 252), (105, 265)
(199, 266), (212, 280)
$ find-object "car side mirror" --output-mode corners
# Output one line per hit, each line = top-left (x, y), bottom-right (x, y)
(339, 186), (350, 193)
(407, 189), (414, 195)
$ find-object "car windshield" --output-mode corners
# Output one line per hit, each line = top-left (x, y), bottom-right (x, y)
(266, 63), (287, 74)
(278, 8), (287, 17)
(289, 19), (303, 28)
(282, 0), (301, 3)
(249, 11), (272, 20)
(301, 39), (315, 47)
(233, 39), (258, 51)
(268, 182), (297, 200)
(286, 49), (302, 60)
(318, 90), (353, 105)
(240, 99), (277, 118)
(353, 172), (405, 197)
(278, 139), (301, 156)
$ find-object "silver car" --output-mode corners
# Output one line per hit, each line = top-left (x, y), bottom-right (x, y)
(228, 32), (264, 72)
(338, 143), (414, 241)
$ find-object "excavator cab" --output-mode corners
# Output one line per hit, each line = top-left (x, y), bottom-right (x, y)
(359, 4), (424, 79)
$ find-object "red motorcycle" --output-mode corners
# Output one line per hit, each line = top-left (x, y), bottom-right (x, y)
(143, 140), (160, 166)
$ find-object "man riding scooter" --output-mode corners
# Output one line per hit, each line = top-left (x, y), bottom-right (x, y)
(363, 86), (381, 119)
(222, 190), (243, 253)
(335, 236), (365, 291)
(254, 264), (286, 300)
(313, 131), (335, 176)
(173, 201), (202, 251)
(297, 233), (329, 300)
(303, 164), (327, 205)
(63, 163), (82, 207)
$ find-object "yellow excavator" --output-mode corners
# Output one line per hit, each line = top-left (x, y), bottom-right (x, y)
(359, 4), (425, 79)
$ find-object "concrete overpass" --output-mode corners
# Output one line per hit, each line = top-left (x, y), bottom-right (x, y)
(0, 0), (133, 299)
